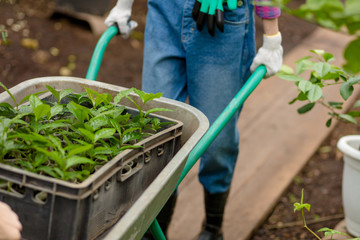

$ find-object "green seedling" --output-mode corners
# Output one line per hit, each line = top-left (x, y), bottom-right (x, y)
(0, 83), (174, 183)
(294, 189), (360, 240)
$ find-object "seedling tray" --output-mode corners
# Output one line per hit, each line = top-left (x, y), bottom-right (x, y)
(0, 77), (209, 240)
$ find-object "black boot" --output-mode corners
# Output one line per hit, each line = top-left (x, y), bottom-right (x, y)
(142, 192), (178, 239)
(198, 189), (230, 240)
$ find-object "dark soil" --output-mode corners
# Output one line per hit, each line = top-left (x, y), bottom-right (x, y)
(2, 0), (351, 239)
(251, 120), (360, 240)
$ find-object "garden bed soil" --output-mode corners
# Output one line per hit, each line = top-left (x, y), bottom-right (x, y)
(1, 0), (351, 239)
(250, 120), (360, 240)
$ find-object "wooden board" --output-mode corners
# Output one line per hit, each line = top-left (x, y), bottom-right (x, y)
(168, 27), (356, 240)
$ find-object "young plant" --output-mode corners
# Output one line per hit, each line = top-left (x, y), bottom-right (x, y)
(294, 189), (360, 240)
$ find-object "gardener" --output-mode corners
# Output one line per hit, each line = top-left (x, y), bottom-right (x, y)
(105, 0), (282, 239)
(0, 201), (22, 240)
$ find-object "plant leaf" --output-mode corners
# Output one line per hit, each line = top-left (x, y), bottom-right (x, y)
(94, 128), (116, 143)
(340, 82), (354, 100)
(33, 104), (51, 121)
(49, 105), (64, 119)
(279, 64), (294, 74)
(0, 102), (16, 118)
(46, 85), (60, 103)
(29, 95), (44, 110)
(0, 82), (17, 107)
(109, 118), (123, 136)
(85, 115), (109, 132)
(122, 131), (142, 144)
(308, 85), (322, 102)
(326, 118), (332, 127)
(314, 62), (331, 78)
(67, 101), (90, 123)
(297, 103), (315, 114)
(298, 80), (312, 93)
(37, 166), (61, 179)
(277, 73), (304, 82)
(34, 147), (65, 169)
(65, 156), (94, 170)
(318, 227), (349, 237)
(296, 59), (314, 75)
(92, 146), (113, 156)
(78, 128), (95, 142)
(353, 100), (360, 108)
(343, 38), (360, 74)
(113, 88), (134, 105)
(323, 52), (335, 62)
(67, 144), (93, 158)
(19, 90), (47, 105)
(310, 49), (325, 56)
(59, 89), (74, 102)
(133, 89), (163, 105)
(38, 122), (68, 132)
(339, 114), (357, 124)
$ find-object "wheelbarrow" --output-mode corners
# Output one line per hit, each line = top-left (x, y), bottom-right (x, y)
(0, 25), (266, 240)
(89, 26), (267, 240)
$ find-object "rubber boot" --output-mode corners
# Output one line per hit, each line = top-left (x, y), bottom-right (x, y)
(198, 189), (230, 240)
(142, 192), (178, 239)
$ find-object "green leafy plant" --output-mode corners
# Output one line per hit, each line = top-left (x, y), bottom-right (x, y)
(294, 189), (360, 240)
(278, 49), (360, 127)
(0, 84), (173, 183)
(259, 0), (360, 74)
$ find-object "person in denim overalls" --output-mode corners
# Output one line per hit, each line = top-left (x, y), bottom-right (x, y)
(105, 0), (282, 239)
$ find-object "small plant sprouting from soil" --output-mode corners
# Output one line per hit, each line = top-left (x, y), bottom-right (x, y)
(294, 189), (360, 240)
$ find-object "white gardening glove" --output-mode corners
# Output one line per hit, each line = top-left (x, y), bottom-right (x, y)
(105, 0), (138, 39)
(250, 32), (283, 78)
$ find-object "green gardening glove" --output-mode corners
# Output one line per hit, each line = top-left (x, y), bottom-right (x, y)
(192, 0), (237, 36)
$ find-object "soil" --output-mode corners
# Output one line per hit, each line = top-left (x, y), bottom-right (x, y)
(251, 120), (360, 240)
(2, 0), (354, 239)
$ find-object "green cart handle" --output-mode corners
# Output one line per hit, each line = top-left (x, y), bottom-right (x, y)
(177, 65), (266, 185)
(150, 65), (267, 240)
(87, 26), (267, 240)
(86, 25), (119, 80)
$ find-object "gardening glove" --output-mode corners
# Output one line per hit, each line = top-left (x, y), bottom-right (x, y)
(192, 0), (237, 36)
(105, 0), (138, 39)
(250, 32), (283, 78)
(0, 202), (22, 240)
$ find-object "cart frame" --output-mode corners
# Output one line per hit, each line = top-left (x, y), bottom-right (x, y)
(86, 26), (266, 240)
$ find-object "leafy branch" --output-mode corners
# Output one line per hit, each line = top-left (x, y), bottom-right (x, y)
(278, 49), (360, 127)
(260, 0), (360, 74)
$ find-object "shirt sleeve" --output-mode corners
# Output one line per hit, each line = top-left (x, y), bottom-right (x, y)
(254, 0), (281, 19)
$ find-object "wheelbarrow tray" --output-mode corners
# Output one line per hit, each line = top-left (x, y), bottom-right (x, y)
(0, 76), (209, 240)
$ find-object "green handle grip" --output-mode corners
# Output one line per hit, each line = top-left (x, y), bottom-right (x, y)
(86, 25), (119, 81)
(177, 65), (267, 185)
(150, 65), (267, 240)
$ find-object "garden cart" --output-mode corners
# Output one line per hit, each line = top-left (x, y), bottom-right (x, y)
(0, 25), (266, 240)
(88, 26), (267, 240)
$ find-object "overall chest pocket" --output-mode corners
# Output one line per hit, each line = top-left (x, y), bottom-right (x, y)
(224, 0), (249, 25)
